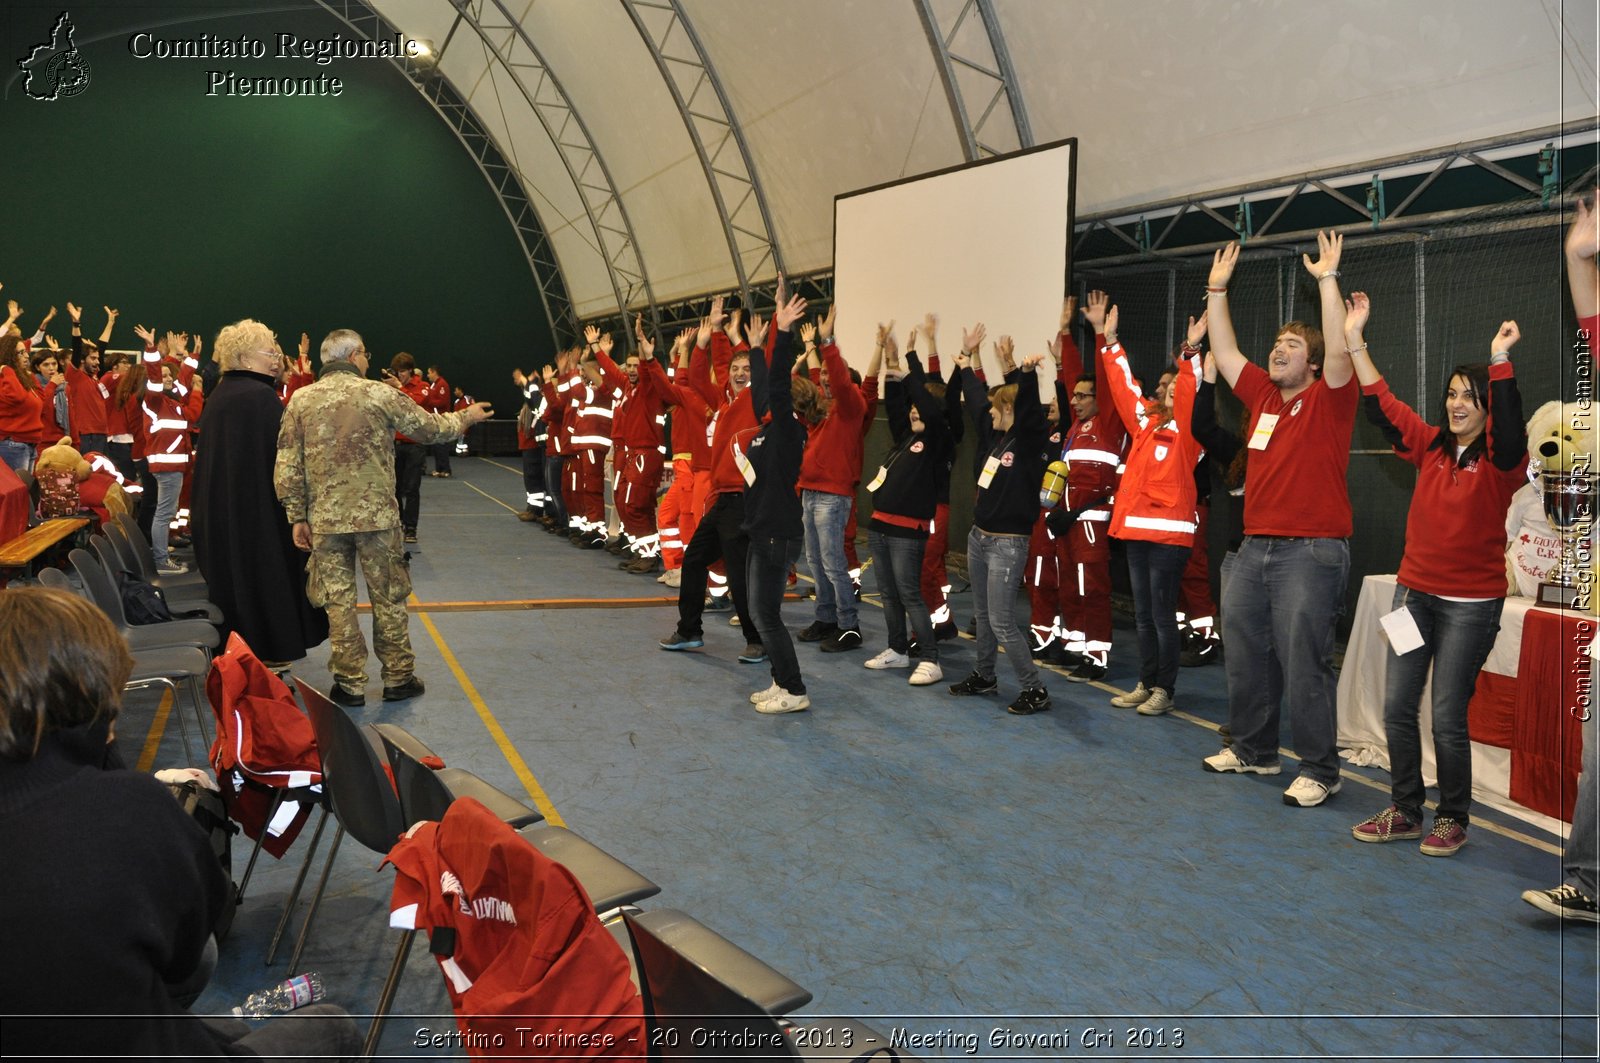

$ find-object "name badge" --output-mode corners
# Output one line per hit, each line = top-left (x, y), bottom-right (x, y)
(1248, 412), (1279, 451)
(1379, 606), (1424, 656)
(733, 443), (756, 487)
(978, 453), (1001, 489)
(866, 465), (888, 492)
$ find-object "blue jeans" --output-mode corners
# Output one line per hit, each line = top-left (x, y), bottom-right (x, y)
(151, 470), (183, 565)
(748, 535), (804, 694)
(803, 489), (857, 630)
(543, 454), (567, 526)
(968, 528), (1038, 688)
(0, 439), (34, 476)
(1126, 539), (1192, 695)
(1571, 705), (1598, 897)
(1221, 536), (1349, 782)
(1382, 585), (1502, 825)
(868, 529), (934, 660)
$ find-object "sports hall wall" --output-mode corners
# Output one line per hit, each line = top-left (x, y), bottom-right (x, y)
(3, 2), (551, 417)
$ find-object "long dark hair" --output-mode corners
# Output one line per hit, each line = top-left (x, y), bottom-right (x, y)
(0, 334), (34, 391)
(1428, 362), (1491, 468)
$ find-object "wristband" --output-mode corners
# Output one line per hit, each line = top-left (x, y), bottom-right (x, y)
(1490, 351), (1511, 364)
(1318, 270), (1341, 281)
(1345, 343), (1368, 355)
(1205, 290), (1227, 299)
(1205, 285), (1227, 293)
(1181, 342), (1202, 354)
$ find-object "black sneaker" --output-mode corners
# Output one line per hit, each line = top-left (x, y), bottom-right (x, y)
(328, 683), (365, 708)
(606, 537), (628, 555)
(1065, 660), (1107, 683)
(1522, 883), (1600, 923)
(403, 528), (418, 544)
(382, 676), (426, 701)
(1182, 637), (1223, 667)
(820, 627), (862, 653)
(1007, 686), (1052, 715)
(582, 534), (607, 550)
(704, 595), (733, 613)
(737, 643), (768, 664)
(796, 620), (838, 642)
(933, 620), (959, 641)
(659, 629), (705, 651)
(1031, 639), (1055, 662)
(948, 671), (998, 696)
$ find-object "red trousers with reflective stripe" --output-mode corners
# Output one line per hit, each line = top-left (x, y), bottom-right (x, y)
(565, 449), (606, 533)
(657, 458), (694, 571)
(920, 502), (950, 623)
(614, 446), (663, 543)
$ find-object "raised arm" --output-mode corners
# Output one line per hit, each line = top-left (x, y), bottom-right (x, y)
(99, 306), (118, 346)
(1341, 292), (1381, 388)
(1304, 229), (1351, 388)
(1203, 244), (1247, 387)
(1568, 192), (1599, 322)
(1487, 320), (1526, 472)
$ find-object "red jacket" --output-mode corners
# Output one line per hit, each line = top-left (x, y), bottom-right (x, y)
(640, 354), (710, 467)
(64, 358), (109, 439)
(0, 366), (42, 441)
(101, 370), (132, 436)
(597, 351), (666, 454)
(140, 349), (198, 471)
(394, 374), (430, 444)
(797, 342), (867, 496)
(1100, 342), (1202, 547)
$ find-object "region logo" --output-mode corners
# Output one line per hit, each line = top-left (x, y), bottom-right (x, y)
(18, 12), (92, 101)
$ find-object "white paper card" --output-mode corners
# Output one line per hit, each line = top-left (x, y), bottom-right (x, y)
(1247, 412), (1279, 451)
(1379, 606), (1425, 655)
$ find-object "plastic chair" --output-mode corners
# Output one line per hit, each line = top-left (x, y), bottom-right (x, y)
(377, 731), (660, 912)
(92, 534), (223, 626)
(105, 520), (220, 620)
(113, 511), (210, 594)
(67, 547), (220, 652)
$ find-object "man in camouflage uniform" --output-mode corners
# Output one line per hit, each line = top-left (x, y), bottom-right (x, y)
(275, 329), (491, 706)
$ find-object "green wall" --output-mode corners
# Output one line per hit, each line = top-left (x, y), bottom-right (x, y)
(2, 1), (552, 417)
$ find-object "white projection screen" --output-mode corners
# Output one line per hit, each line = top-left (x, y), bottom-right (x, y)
(832, 140), (1076, 381)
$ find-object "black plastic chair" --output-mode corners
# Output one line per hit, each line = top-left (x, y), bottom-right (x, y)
(104, 520), (221, 620)
(376, 730), (660, 912)
(112, 511), (210, 595)
(68, 547), (220, 652)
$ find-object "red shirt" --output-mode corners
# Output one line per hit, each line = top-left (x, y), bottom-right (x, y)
(0, 366), (42, 441)
(1364, 367), (1527, 597)
(797, 343), (867, 496)
(394, 374), (429, 444)
(64, 360), (109, 438)
(1233, 361), (1358, 537)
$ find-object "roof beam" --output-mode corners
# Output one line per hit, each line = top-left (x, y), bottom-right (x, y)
(913, 0), (1033, 162)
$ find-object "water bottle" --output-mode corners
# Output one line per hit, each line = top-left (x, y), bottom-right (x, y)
(233, 972), (325, 1017)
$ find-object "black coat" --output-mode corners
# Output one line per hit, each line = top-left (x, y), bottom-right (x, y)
(193, 370), (328, 662)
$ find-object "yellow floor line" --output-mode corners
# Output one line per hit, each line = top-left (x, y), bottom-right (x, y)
(135, 689), (175, 773)
(412, 597), (565, 828)
(463, 477), (521, 515)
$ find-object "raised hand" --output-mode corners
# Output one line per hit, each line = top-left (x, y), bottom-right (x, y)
(634, 313), (647, 346)
(995, 335), (1015, 371)
(541, 364), (556, 383)
(675, 326), (695, 353)
(584, 323), (601, 347)
(923, 312), (938, 339)
(1343, 292), (1371, 337)
(40, 305), (57, 328)
(1568, 193), (1600, 260)
(695, 315), (713, 350)
(512, 368), (527, 386)
(961, 322), (986, 353)
(1059, 296), (1077, 331)
(799, 321), (816, 346)
(817, 302), (837, 341)
(774, 293), (807, 331)
(638, 327), (656, 358)
(952, 351), (970, 370)
(747, 311), (769, 348)
(44, 335), (61, 352)
(1103, 305), (1120, 344)
(1046, 334), (1062, 361)
(1209, 243), (1240, 290)
(598, 331), (614, 355)
(67, 302), (82, 323)
(883, 330), (899, 366)
(105, 306), (119, 321)
(1491, 320), (1521, 357)
(299, 332), (310, 359)
(1302, 229), (1343, 279)
(133, 324), (156, 346)
(1081, 290), (1109, 333)
(1019, 352), (1046, 372)
(7, 300), (21, 320)
(1185, 310), (1209, 348)
(193, 335), (203, 357)
(708, 295), (727, 331)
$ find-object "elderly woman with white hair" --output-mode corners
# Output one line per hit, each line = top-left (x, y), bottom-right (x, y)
(191, 318), (328, 664)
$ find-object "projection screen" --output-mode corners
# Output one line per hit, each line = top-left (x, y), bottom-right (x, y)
(832, 140), (1076, 382)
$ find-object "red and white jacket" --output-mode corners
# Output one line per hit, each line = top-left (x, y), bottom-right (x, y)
(1100, 341), (1203, 547)
(597, 350), (667, 458)
(140, 347), (198, 471)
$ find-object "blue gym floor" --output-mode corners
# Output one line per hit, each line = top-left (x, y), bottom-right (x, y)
(113, 457), (1598, 1062)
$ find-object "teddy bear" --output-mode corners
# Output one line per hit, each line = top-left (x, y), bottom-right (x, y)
(33, 437), (131, 527)
(1508, 400), (1598, 608)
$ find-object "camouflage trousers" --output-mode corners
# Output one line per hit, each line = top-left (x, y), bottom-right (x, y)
(306, 527), (415, 693)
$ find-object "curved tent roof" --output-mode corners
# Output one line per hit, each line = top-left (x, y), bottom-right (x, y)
(364, 0), (1597, 322)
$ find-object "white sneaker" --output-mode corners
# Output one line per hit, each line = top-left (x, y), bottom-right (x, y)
(864, 648), (912, 670)
(730, 615), (741, 627)
(908, 661), (944, 686)
(1109, 683), (1150, 708)
(156, 560), (188, 575)
(1202, 747), (1281, 775)
(1136, 688), (1174, 716)
(756, 691), (810, 714)
(1283, 775), (1342, 807)
(749, 682), (783, 704)
(660, 568), (681, 588)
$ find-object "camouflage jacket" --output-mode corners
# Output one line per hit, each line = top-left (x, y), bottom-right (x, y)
(275, 361), (469, 533)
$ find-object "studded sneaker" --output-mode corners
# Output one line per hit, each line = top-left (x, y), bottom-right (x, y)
(1351, 805), (1423, 843)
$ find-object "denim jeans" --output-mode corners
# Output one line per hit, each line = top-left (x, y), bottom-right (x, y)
(748, 535), (805, 694)
(1381, 585), (1502, 825)
(0, 439), (33, 476)
(151, 470), (183, 565)
(544, 454), (568, 526)
(803, 489), (857, 630)
(968, 528), (1038, 688)
(1221, 535), (1349, 782)
(868, 529), (934, 660)
(1125, 539), (1192, 695)
(1571, 706), (1598, 897)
